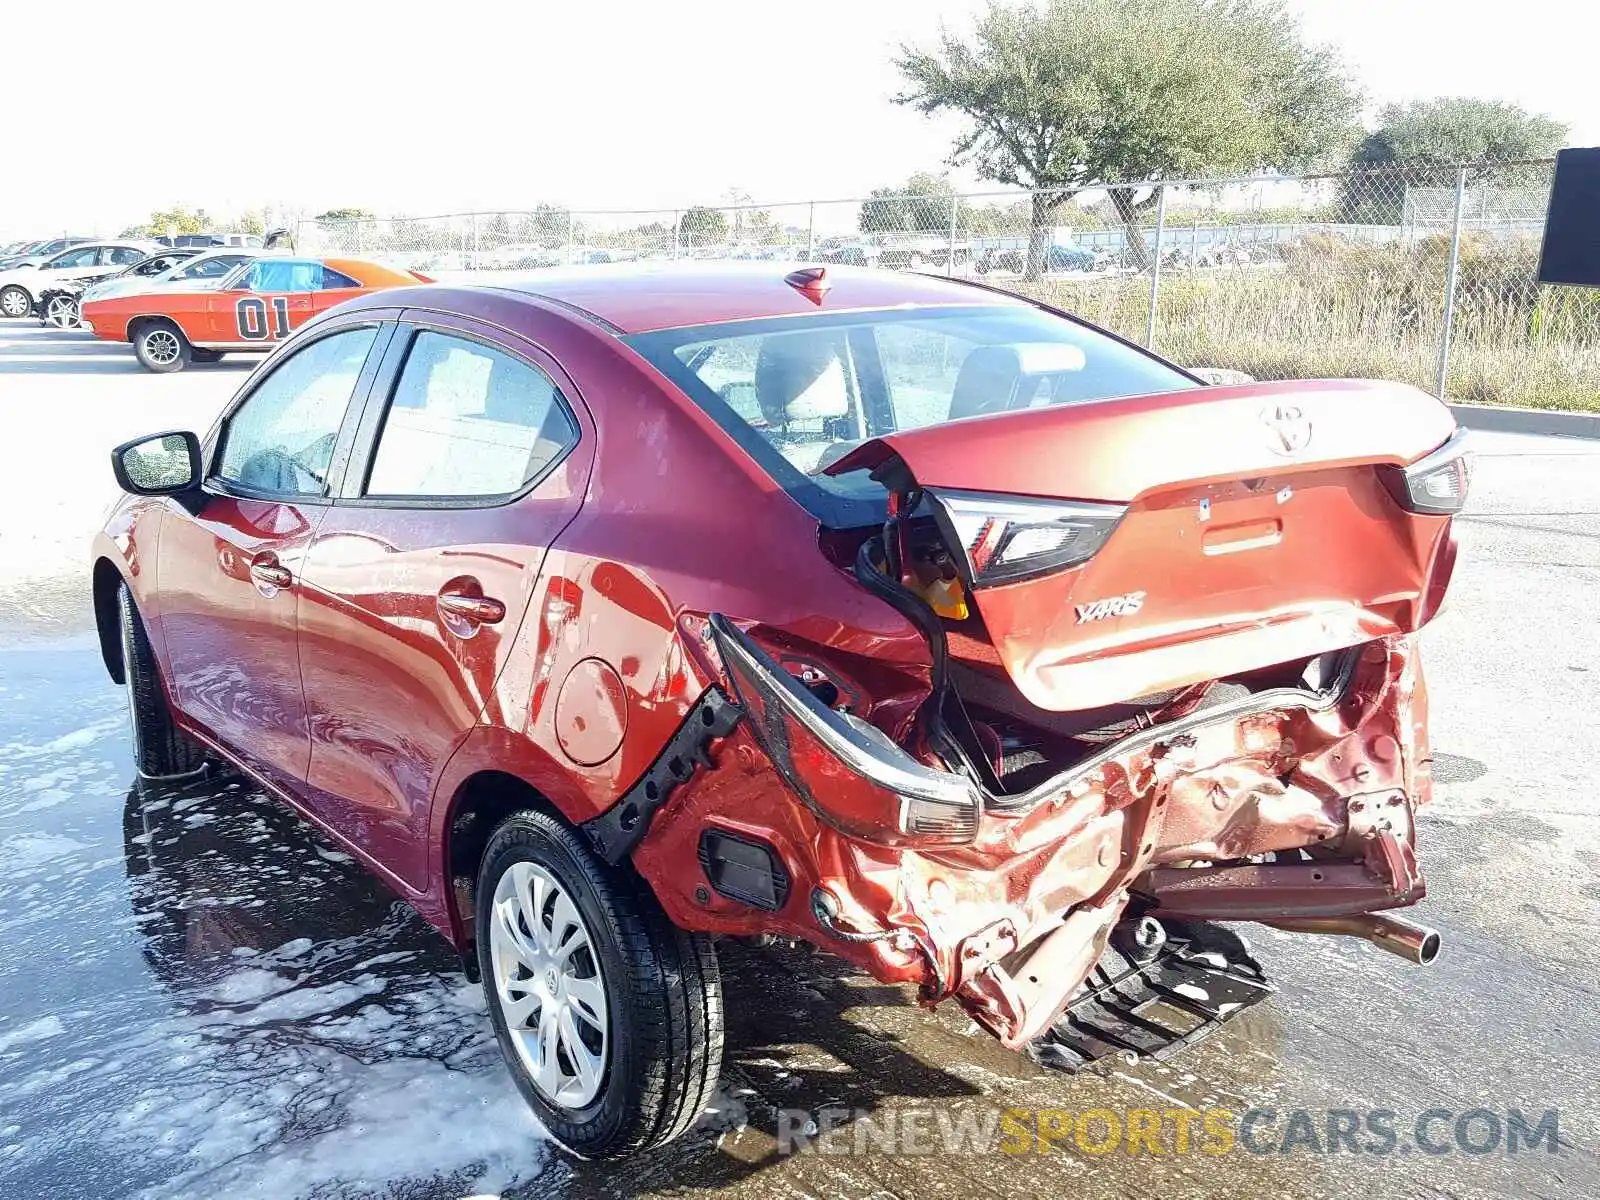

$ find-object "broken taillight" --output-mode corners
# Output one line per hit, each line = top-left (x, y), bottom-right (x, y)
(709, 615), (980, 844)
(927, 489), (1127, 586)
(1382, 428), (1472, 515)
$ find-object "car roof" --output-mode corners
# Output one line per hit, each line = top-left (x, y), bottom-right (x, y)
(480, 262), (1030, 334)
(321, 257), (424, 286)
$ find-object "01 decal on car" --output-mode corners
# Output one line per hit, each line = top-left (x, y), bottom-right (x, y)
(236, 296), (293, 340)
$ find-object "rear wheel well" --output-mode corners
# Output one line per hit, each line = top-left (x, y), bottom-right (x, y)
(126, 314), (175, 342)
(446, 770), (569, 957)
(93, 558), (126, 684)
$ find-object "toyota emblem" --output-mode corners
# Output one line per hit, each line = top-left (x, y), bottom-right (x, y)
(1261, 403), (1312, 455)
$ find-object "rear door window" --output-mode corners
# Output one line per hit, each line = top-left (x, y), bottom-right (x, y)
(48, 247), (101, 269)
(362, 331), (578, 500)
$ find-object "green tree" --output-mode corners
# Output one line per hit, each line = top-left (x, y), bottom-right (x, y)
(679, 206), (728, 248)
(1343, 98), (1567, 222)
(315, 207), (376, 221)
(124, 205), (213, 238)
(1354, 98), (1566, 172)
(858, 172), (957, 234)
(895, 0), (1359, 274)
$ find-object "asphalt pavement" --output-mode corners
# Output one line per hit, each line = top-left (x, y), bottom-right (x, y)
(0, 319), (1596, 1199)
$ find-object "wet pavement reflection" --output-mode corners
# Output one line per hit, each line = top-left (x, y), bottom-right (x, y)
(2, 634), (1596, 1199)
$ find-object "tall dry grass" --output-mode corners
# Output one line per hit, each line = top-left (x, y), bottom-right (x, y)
(1009, 233), (1600, 412)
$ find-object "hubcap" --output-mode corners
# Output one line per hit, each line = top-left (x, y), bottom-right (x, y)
(144, 329), (180, 365)
(47, 297), (76, 327)
(489, 861), (609, 1108)
(1, 290), (27, 317)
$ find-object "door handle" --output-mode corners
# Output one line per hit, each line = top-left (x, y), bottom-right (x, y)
(438, 589), (506, 626)
(249, 555), (293, 591)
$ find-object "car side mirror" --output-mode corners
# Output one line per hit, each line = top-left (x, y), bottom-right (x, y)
(111, 431), (202, 495)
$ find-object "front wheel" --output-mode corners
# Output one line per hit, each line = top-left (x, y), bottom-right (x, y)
(133, 319), (191, 373)
(44, 294), (79, 328)
(0, 285), (32, 318)
(476, 809), (722, 1159)
(118, 583), (207, 779)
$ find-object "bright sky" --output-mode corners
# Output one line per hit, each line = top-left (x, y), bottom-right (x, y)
(5, 0), (1595, 240)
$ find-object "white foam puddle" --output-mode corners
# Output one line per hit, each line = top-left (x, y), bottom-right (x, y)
(0, 707), (553, 1199)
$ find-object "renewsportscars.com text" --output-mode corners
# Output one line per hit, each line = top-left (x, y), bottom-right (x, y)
(775, 1106), (1565, 1158)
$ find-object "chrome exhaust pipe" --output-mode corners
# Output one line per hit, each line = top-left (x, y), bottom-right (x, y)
(1266, 913), (1442, 965)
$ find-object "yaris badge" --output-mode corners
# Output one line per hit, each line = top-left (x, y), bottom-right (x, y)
(1261, 403), (1312, 455)
(1075, 591), (1146, 623)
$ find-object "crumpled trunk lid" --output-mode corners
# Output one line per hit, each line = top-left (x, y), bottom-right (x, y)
(826, 379), (1459, 712)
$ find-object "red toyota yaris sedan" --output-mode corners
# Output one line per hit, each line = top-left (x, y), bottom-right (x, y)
(92, 264), (1465, 1158)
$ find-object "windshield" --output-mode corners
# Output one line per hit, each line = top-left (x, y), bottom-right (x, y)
(173, 253), (249, 282)
(628, 304), (1199, 525)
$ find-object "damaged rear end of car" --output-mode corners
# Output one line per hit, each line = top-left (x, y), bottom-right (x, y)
(619, 302), (1467, 1060)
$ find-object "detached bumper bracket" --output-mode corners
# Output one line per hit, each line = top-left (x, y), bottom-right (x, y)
(582, 687), (744, 864)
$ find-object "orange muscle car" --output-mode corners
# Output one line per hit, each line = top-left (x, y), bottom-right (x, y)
(81, 256), (428, 372)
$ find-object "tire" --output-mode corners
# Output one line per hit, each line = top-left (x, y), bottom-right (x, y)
(118, 583), (207, 780)
(191, 348), (224, 363)
(476, 809), (722, 1159)
(133, 319), (191, 373)
(0, 285), (32, 318)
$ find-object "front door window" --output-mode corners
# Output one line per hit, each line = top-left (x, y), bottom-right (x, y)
(214, 327), (377, 494)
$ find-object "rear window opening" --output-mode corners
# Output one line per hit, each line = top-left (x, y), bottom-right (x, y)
(628, 304), (1198, 526)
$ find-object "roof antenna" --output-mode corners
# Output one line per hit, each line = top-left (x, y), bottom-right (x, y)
(783, 266), (830, 305)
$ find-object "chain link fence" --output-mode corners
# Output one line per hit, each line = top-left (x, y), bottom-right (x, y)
(297, 160), (1596, 410)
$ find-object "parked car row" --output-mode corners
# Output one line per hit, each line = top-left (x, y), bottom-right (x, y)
(0, 235), (100, 270)
(0, 239), (166, 318)
(6, 236), (431, 371)
(35, 248), (259, 329)
(972, 244), (1115, 275)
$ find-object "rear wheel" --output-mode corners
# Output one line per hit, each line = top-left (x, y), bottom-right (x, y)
(118, 583), (207, 780)
(0, 285), (32, 318)
(476, 809), (722, 1159)
(133, 319), (191, 373)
